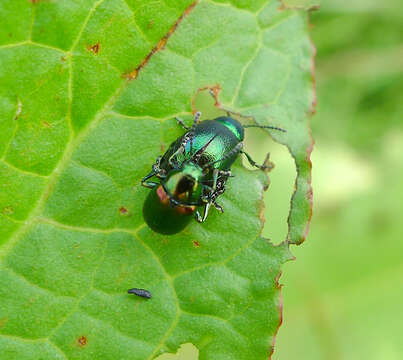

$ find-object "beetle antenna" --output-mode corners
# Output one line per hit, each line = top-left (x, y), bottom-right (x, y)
(189, 111), (201, 154)
(243, 124), (286, 132)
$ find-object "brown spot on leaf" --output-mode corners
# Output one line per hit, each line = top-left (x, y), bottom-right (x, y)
(3, 206), (14, 215)
(147, 20), (154, 29)
(119, 206), (128, 215)
(42, 121), (51, 128)
(87, 42), (100, 54)
(192, 240), (200, 247)
(303, 138), (314, 243)
(0, 318), (9, 329)
(160, 143), (165, 152)
(28, 297), (36, 304)
(14, 100), (22, 120)
(123, 1), (197, 80)
(78, 336), (87, 347)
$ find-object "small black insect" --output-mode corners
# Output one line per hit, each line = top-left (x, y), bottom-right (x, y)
(128, 288), (152, 299)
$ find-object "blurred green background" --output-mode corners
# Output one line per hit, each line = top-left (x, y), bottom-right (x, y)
(160, 0), (403, 358)
(269, 0), (403, 358)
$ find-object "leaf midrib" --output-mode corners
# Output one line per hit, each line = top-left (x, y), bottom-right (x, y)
(0, 0), (198, 260)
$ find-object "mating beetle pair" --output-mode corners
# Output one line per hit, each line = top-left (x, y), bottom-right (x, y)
(141, 112), (285, 235)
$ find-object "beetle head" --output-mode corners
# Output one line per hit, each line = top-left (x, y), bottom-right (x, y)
(161, 162), (204, 206)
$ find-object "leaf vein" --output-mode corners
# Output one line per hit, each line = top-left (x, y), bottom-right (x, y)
(171, 233), (259, 280)
(47, 338), (69, 360)
(231, 34), (262, 106)
(47, 233), (109, 340)
(79, 310), (155, 349)
(71, 159), (122, 190)
(1, 159), (49, 179)
(36, 216), (142, 234)
(0, 333), (46, 344)
(3, 266), (76, 300)
(134, 231), (182, 360)
(69, 0), (106, 53)
(121, 0), (153, 45)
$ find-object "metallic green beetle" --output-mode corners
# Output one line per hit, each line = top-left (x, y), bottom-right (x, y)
(142, 112), (285, 234)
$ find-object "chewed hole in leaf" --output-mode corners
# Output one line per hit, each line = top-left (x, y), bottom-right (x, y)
(193, 88), (297, 246)
(191, 89), (222, 122)
(156, 343), (198, 360)
(244, 132), (297, 245)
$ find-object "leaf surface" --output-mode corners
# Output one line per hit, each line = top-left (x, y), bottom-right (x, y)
(0, 0), (314, 359)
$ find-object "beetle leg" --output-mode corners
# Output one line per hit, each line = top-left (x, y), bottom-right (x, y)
(211, 177), (226, 213)
(195, 202), (212, 223)
(190, 111), (201, 131)
(196, 151), (230, 222)
(197, 169), (221, 221)
(241, 151), (274, 172)
(205, 168), (220, 200)
(201, 185), (213, 203)
(141, 171), (160, 188)
(195, 209), (202, 222)
(211, 168), (219, 190)
(188, 111), (201, 155)
(202, 202), (212, 222)
(169, 197), (180, 207)
(213, 200), (224, 213)
(168, 148), (183, 166)
(151, 156), (162, 172)
(262, 152), (274, 171)
(175, 117), (190, 130)
(175, 112), (200, 134)
(168, 133), (190, 166)
(142, 156), (167, 188)
(219, 170), (232, 177)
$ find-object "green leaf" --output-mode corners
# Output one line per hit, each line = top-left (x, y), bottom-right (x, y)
(282, 0), (320, 10)
(0, 0), (314, 359)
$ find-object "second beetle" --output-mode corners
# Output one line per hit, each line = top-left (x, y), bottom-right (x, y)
(142, 112), (285, 235)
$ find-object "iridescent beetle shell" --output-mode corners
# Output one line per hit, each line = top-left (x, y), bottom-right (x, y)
(141, 112), (285, 234)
